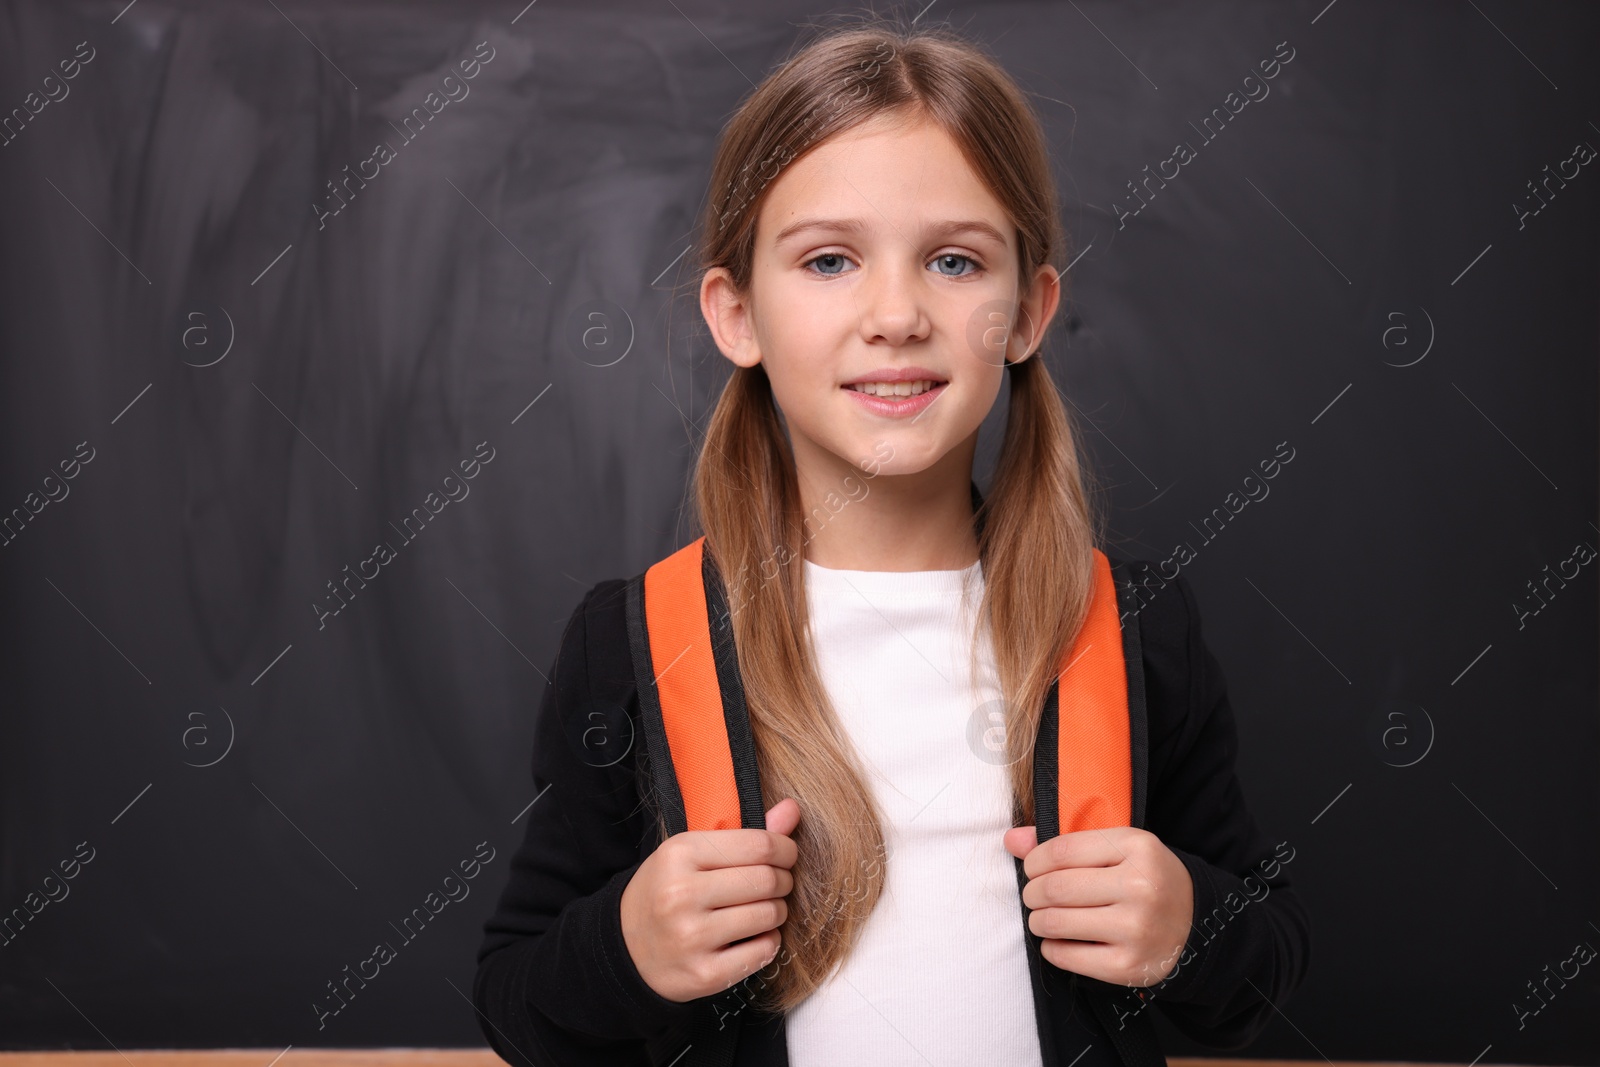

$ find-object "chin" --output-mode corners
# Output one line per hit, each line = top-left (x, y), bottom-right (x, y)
(852, 447), (941, 480)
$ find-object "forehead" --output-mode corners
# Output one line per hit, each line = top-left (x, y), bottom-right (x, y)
(753, 113), (1014, 251)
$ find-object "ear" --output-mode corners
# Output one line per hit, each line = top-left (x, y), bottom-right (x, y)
(1006, 263), (1062, 365)
(701, 266), (762, 370)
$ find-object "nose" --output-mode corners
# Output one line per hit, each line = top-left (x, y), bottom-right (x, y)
(855, 257), (930, 347)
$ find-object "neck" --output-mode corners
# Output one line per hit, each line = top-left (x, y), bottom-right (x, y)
(794, 436), (981, 572)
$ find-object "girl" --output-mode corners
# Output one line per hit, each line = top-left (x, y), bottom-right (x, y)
(474, 19), (1310, 1067)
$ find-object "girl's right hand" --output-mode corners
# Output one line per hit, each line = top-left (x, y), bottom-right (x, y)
(620, 797), (801, 1003)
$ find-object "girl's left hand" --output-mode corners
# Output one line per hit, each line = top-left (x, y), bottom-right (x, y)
(1002, 824), (1194, 989)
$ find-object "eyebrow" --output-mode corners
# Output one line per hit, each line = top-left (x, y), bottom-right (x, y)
(771, 216), (1010, 249)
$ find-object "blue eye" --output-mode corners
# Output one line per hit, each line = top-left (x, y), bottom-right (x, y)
(930, 253), (979, 277)
(802, 252), (983, 278)
(805, 252), (854, 276)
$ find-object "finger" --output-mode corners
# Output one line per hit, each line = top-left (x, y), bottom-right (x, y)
(1022, 826), (1131, 880)
(765, 797), (802, 836)
(1039, 935), (1124, 982)
(698, 862), (794, 909)
(685, 825), (799, 872)
(1021, 866), (1121, 910)
(1026, 901), (1121, 944)
(1004, 825), (1036, 859)
(707, 928), (782, 990)
(703, 895), (789, 950)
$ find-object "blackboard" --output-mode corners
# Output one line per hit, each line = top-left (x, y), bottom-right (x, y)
(1, 0), (1594, 1062)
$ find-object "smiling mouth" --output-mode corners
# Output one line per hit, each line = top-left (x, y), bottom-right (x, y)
(842, 379), (946, 398)
(841, 379), (949, 418)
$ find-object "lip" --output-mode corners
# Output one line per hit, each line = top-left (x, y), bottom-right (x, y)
(839, 366), (948, 387)
(843, 380), (948, 418)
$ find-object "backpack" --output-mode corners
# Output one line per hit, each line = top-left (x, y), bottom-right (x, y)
(621, 533), (1166, 1067)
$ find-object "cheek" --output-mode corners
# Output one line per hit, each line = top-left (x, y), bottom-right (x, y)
(964, 369), (1006, 420)
(766, 361), (834, 437)
(751, 340), (814, 417)
(758, 309), (845, 399)
(913, 364), (1002, 447)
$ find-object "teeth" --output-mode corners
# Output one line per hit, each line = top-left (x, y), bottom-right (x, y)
(849, 380), (940, 397)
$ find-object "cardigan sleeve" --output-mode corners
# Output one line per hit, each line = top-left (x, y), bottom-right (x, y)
(472, 580), (702, 1066)
(1134, 566), (1314, 1050)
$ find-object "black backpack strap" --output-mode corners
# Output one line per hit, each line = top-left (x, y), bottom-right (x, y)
(701, 547), (766, 832)
(624, 545), (766, 837)
(1110, 557), (1149, 832)
(626, 542), (764, 1067)
(1029, 555), (1165, 1066)
(625, 570), (690, 837)
(1082, 557), (1164, 1066)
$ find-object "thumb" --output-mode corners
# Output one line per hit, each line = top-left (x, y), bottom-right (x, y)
(1003, 824), (1037, 860)
(764, 796), (801, 837)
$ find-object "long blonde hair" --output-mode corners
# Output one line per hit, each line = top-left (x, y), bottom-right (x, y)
(657, 16), (1106, 1015)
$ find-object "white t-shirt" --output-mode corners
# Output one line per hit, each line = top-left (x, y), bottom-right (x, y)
(785, 557), (1045, 1067)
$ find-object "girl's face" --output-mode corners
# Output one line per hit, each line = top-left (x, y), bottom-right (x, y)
(702, 111), (1060, 486)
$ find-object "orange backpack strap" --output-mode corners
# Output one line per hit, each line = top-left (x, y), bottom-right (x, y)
(1031, 548), (1148, 841)
(624, 535), (765, 836)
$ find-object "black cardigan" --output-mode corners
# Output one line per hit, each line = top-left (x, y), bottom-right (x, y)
(472, 558), (1312, 1066)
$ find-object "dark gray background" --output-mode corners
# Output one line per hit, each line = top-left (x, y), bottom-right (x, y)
(1, 0), (1595, 1061)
